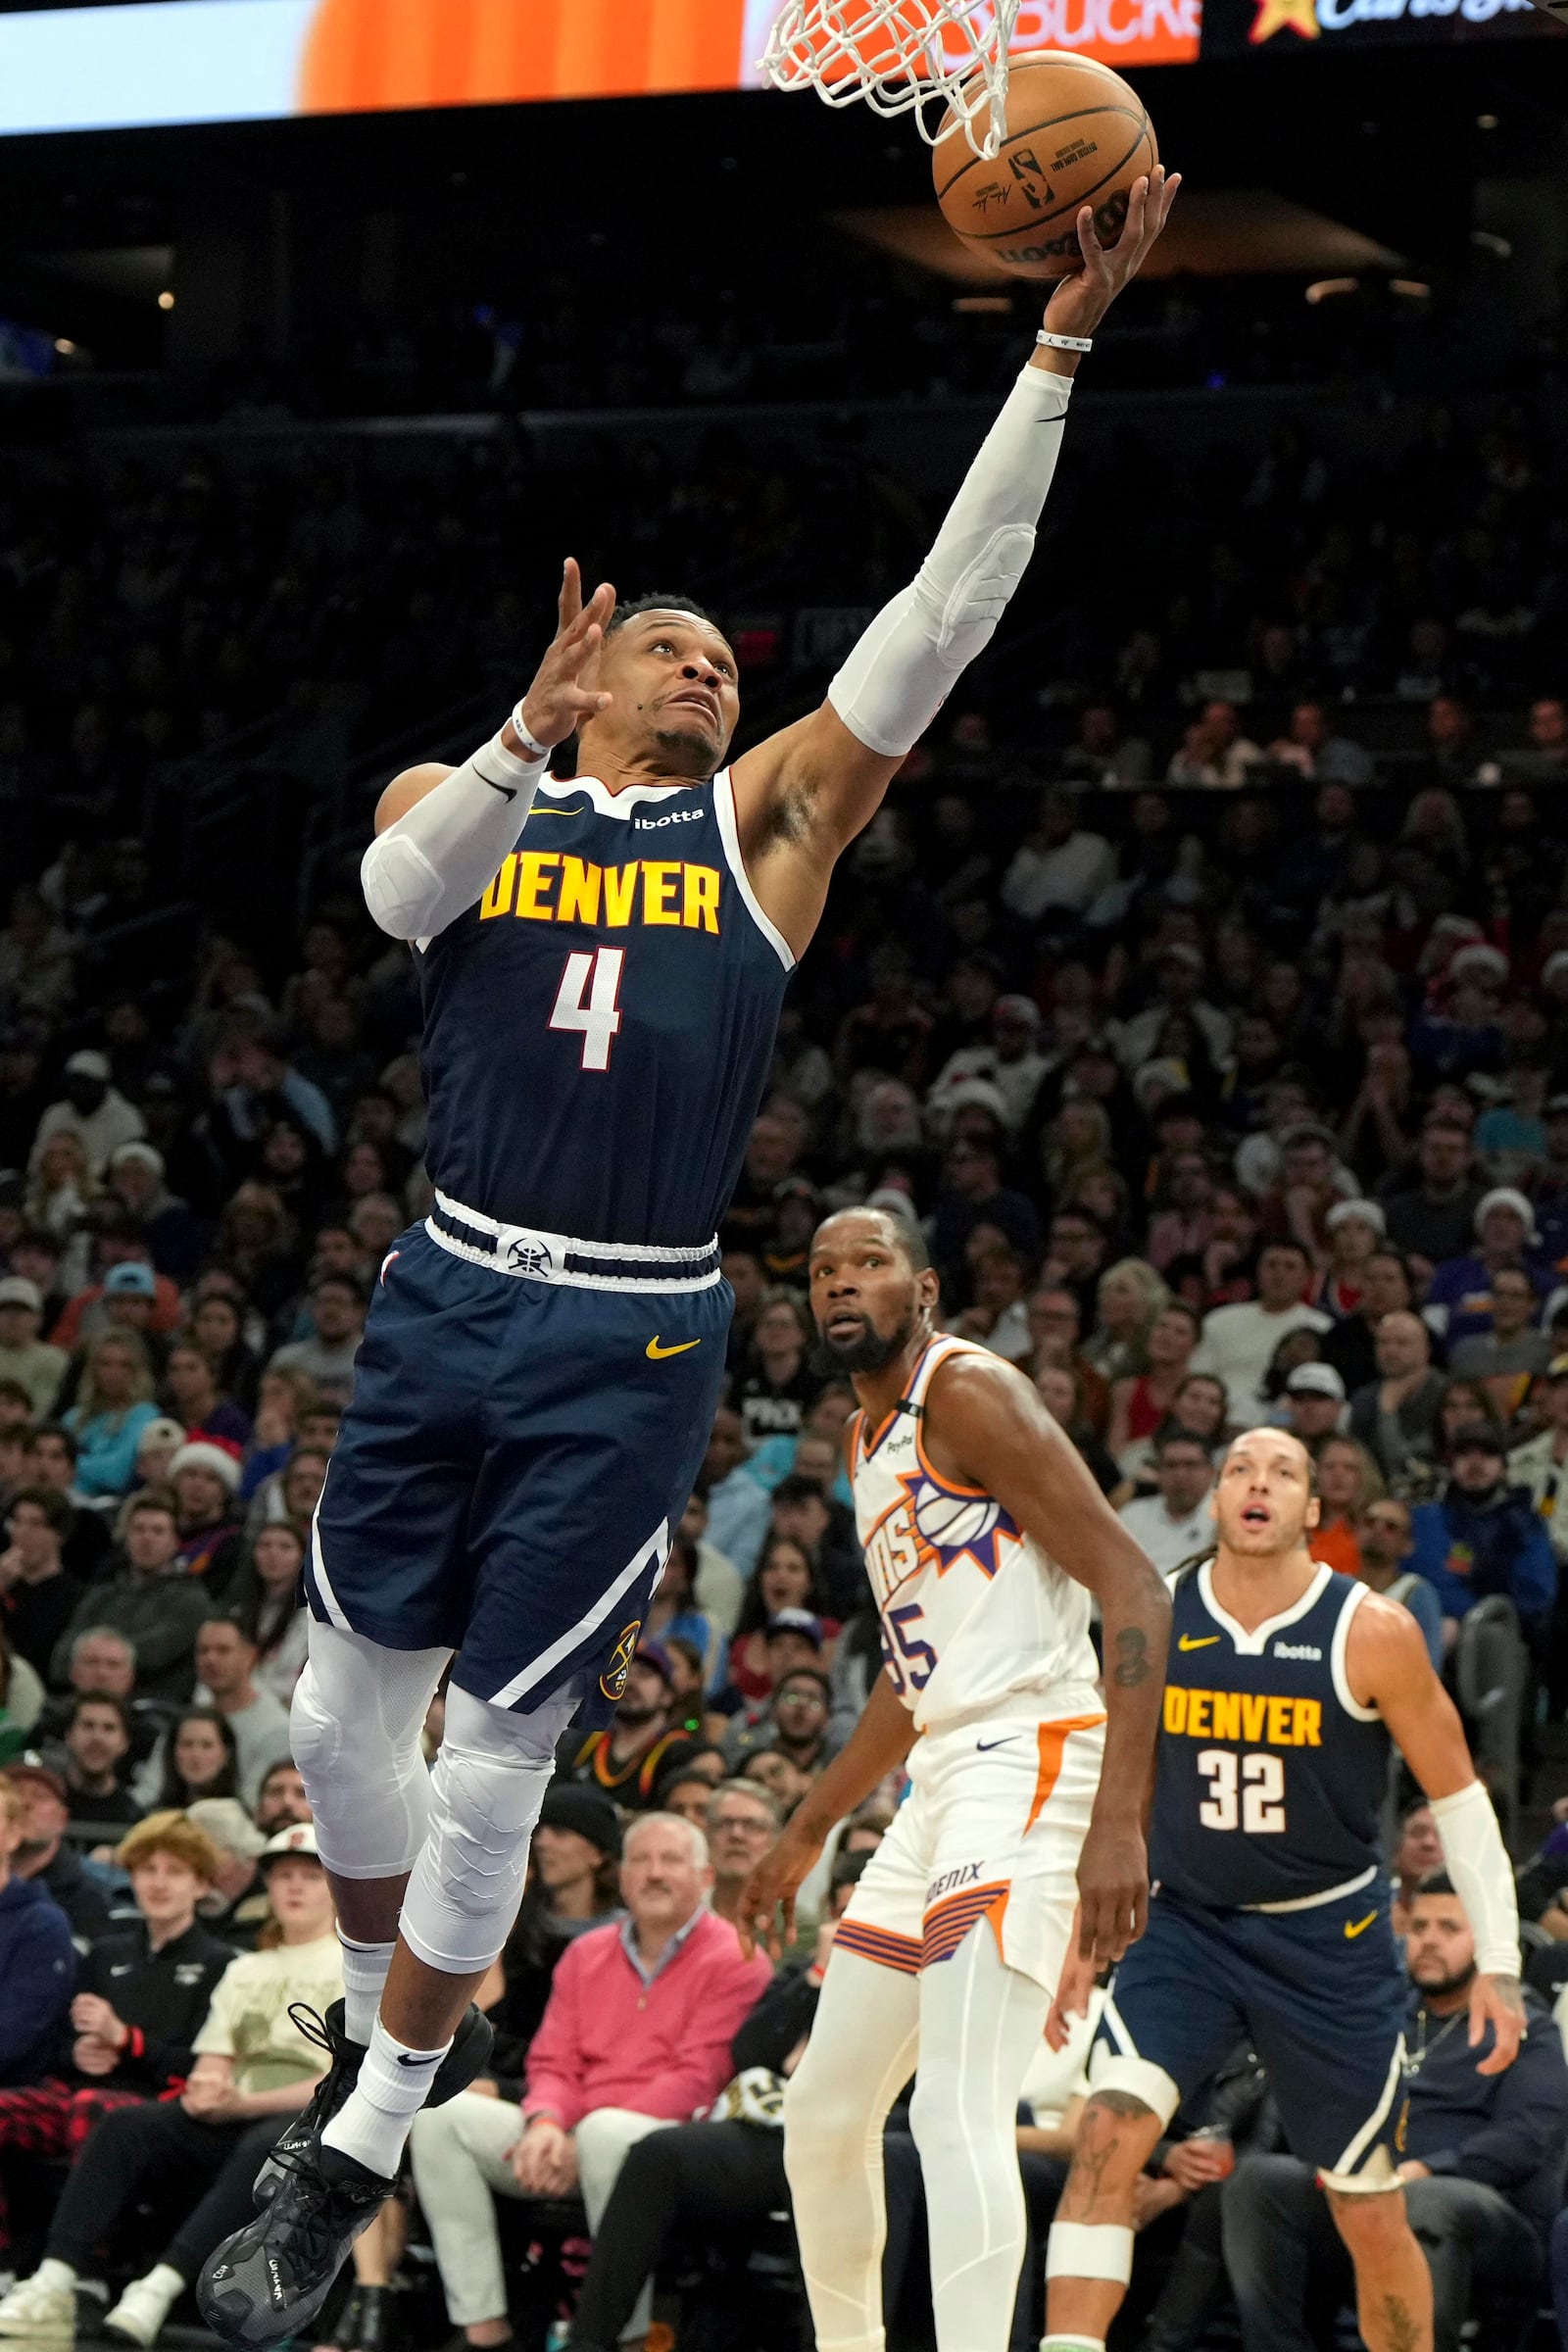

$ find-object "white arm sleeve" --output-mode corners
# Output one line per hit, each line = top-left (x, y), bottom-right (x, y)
(360, 730), (548, 941)
(827, 362), (1073, 759)
(1428, 1779), (1521, 1979)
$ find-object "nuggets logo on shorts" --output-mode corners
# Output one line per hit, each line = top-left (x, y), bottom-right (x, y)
(600, 1619), (644, 1701)
(507, 1236), (555, 1278)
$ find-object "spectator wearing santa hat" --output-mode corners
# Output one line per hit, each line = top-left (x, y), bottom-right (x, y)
(1426, 1186), (1549, 1350)
(169, 1442), (244, 1591)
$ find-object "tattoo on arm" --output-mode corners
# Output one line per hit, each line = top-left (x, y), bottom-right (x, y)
(1112, 1629), (1151, 1688)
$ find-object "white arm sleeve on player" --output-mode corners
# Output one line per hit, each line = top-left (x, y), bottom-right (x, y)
(360, 729), (549, 941)
(1428, 1779), (1520, 1978)
(827, 362), (1074, 759)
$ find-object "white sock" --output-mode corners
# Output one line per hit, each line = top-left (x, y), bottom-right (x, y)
(321, 2014), (452, 2178)
(338, 1934), (397, 2046)
(142, 2264), (185, 2301)
(35, 2260), (76, 2293)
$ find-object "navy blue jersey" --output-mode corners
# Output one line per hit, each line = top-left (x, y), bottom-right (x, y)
(416, 769), (793, 1247)
(1150, 1560), (1389, 1908)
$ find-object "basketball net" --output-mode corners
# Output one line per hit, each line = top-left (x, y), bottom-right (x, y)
(758, 0), (1024, 160)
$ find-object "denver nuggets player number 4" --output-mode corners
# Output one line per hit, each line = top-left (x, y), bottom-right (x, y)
(740, 1209), (1170, 2352)
(1044, 1428), (1525, 2352)
(199, 173), (1180, 2348)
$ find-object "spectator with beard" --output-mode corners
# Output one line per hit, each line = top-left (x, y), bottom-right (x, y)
(0, 1487), (83, 1682)
(720, 1661), (844, 1779)
(0, 1759), (110, 1939)
(1447, 1264), (1550, 1419)
(266, 1272), (366, 1409)
(560, 1645), (700, 1811)
(252, 1759), (311, 1837)
(1378, 1118), (1485, 1272)
(57, 1690), (142, 1832)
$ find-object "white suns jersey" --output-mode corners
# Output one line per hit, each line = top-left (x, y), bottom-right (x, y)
(849, 1334), (1100, 1732)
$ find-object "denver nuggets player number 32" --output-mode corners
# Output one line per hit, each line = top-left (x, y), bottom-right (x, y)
(1044, 1428), (1525, 2352)
(200, 172), (1180, 2352)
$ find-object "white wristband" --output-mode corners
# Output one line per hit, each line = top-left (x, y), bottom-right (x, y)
(1428, 1780), (1520, 1979)
(508, 702), (553, 764)
(1037, 329), (1092, 354)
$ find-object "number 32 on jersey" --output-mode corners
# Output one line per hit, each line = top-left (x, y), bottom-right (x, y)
(1197, 1748), (1286, 1835)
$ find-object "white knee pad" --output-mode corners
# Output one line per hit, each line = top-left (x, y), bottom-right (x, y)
(290, 1622), (451, 1882)
(399, 1683), (580, 1975)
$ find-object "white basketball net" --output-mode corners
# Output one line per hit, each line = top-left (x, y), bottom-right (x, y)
(758, 0), (1023, 160)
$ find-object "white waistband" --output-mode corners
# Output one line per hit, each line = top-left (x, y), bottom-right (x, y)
(426, 1190), (721, 1295)
(1243, 1862), (1378, 1915)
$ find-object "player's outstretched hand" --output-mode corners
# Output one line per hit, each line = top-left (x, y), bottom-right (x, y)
(1040, 164), (1182, 344)
(1076, 1816), (1150, 1970)
(1470, 1970), (1527, 2075)
(736, 1824), (823, 1962)
(514, 557), (616, 751)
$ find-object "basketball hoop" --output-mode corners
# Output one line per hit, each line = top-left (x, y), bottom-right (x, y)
(758, 0), (1024, 161)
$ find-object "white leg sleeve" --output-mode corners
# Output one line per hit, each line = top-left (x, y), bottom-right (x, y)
(398, 1684), (579, 1975)
(290, 1621), (450, 1882)
(910, 1926), (1052, 2352)
(827, 364), (1072, 759)
(784, 1949), (922, 2352)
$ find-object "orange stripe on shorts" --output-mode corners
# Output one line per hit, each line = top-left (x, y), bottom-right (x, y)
(1024, 1711), (1106, 1838)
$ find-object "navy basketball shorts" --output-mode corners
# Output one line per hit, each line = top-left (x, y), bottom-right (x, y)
(304, 1218), (730, 1725)
(1090, 1878), (1408, 2176)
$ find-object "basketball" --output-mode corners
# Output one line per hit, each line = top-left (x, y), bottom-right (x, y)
(932, 52), (1159, 280)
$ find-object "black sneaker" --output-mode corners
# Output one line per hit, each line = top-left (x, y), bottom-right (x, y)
(197, 2137), (393, 2349)
(253, 2001), (496, 2207)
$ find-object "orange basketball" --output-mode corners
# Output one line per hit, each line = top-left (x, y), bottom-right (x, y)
(932, 52), (1157, 280)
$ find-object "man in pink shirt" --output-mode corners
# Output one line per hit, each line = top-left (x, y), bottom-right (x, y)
(410, 1812), (771, 2350)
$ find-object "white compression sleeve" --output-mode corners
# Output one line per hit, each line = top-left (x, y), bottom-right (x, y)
(360, 728), (548, 941)
(1429, 1779), (1520, 1977)
(827, 362), (1073, 759)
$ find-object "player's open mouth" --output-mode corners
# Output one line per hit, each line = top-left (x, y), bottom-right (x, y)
(1240, 1503), (1270, 1528)
(666, 691), (719, 723)
(826, 1312), (867, 1343)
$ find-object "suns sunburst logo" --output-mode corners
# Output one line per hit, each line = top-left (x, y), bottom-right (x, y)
(599, 1619), (644, 1701)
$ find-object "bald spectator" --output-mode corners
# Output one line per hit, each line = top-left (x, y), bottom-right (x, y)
(1348, 1311), (1446, 1483)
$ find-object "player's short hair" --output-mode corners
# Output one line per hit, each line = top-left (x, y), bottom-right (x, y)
(607, 592), (721, 637)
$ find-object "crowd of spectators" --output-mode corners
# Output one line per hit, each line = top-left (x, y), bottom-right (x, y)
(2, 341), (1568, 2349)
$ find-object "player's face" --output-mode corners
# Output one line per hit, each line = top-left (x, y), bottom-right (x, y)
(1210, 1432), (1319, 1556)
(593, 612), (740, 779)
(808, 1212), (936, 1377)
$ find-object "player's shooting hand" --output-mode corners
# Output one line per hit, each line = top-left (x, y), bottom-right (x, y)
(1076, 1815), (1149, 1969)
(1470, 1971), (1527, 2076)
(736, 1824), (823, 1962)
(1041, 164), (1182, 342)
(514, 557), (616, 752)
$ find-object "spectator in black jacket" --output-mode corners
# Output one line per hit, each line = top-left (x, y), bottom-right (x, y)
(1221, 1873), (1568, 2352)
(0, 1488), (84, 1685)
(478, 1787), (623, 2077)
(0, 1759), (110, 1941)
(0, 1809), (231, 2273)
(0, 1775), (74, 2091)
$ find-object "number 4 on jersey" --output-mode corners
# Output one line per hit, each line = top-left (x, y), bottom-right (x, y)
(549, 948), (624, 1071)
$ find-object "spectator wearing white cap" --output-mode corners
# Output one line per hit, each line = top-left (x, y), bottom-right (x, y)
(29, 1049), (145, 1182)
(106, 1141), (203, 1282)
(1280, 1359), (1347, 1447)
(1425, 1185), (1546, 1348)
(925, 996), (1049, 1134)
(0, 1276), (66, 1416)
(1315, 1197), (1387, 1319)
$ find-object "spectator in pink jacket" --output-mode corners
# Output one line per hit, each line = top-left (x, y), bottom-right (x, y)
(409, 1810), (771, 2352)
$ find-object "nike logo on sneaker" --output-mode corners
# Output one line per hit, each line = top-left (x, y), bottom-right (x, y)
(976, 1737), (1018, 1752)
(647, 1336), (701, 1359)
(1344, 1913), (1378, 1939)
(1178, 1634), (1221, 1651)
